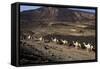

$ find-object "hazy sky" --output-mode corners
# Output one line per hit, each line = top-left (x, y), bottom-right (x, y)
(20, 5), (41, 12)
(20, 5), (95, 13)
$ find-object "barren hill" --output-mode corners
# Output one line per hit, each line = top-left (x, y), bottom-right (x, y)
(20, 7), (95, 23)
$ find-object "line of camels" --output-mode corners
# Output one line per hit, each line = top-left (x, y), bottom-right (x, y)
(26, 35), (95, 52)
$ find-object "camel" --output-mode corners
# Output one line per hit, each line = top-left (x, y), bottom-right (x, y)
(83, 42), (91, 51)
(73, 41), (81, 49)
(61, 39), (68, 45)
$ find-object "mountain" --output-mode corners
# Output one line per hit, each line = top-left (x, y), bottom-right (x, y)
(20, 7), (95, 23)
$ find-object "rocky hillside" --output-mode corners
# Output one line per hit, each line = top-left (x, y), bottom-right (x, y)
(20, 7), (95, 23)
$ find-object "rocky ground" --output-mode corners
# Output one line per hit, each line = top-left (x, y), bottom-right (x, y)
(19, 39), (95, 65)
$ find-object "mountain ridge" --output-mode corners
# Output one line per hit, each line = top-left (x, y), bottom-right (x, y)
(20, 7), (95, 22)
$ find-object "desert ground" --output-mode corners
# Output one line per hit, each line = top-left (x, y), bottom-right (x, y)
(19, 21), (96, 65)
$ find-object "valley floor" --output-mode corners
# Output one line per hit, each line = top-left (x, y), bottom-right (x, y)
(20, 39), (95, 65)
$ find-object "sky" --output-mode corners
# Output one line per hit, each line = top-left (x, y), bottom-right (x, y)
(20, 5), (95, 13)
(20, 5), (41, 12)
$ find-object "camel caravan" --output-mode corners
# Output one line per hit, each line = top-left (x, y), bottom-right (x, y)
(53, 38), (95, 51)
(30, 36), (95, 52)
(20, 31), (95, 52)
